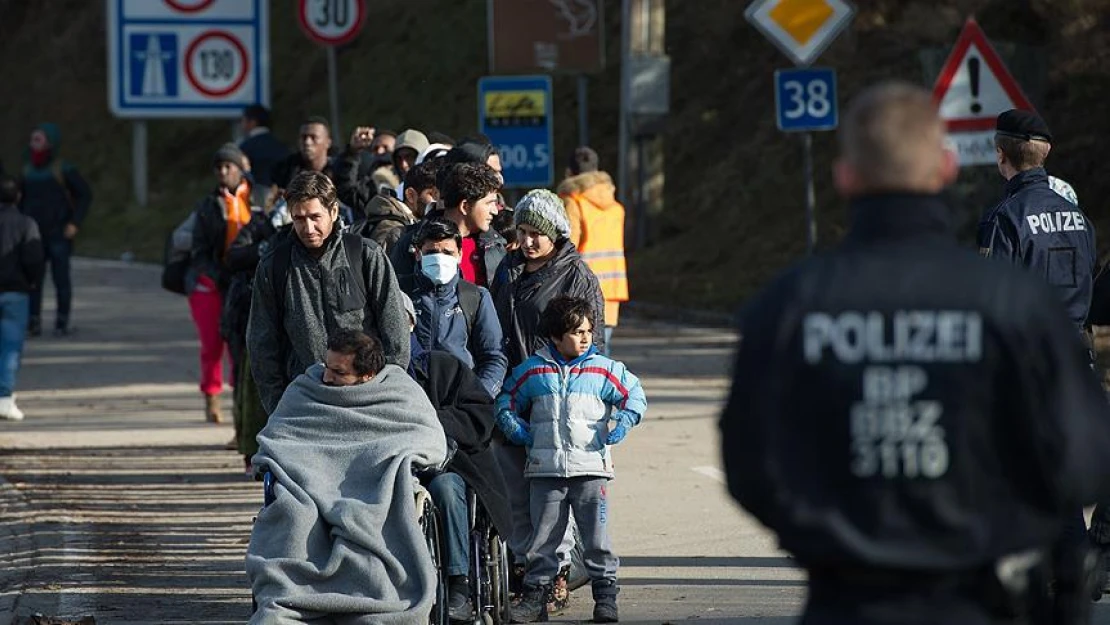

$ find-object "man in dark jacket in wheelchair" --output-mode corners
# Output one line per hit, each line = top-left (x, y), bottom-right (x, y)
(401, 293), (513, 621)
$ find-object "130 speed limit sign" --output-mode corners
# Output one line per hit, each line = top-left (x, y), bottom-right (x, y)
(298, 0), (367, 46)
(186, 31), (250, 97)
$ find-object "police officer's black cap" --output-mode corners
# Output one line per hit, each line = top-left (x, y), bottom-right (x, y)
(995, 109), (1052, 143)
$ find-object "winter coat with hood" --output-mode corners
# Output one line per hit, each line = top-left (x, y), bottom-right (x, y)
(557, 170), (630, 326)
(0, 202), (45, 293)
(19, 123), (93, 240)
(490, 239), (606, 371)
(247, 231), (412, 414)
(496, 344), (646, 479)
(350, 195), (417, 255)
(405, 272), (507, 398)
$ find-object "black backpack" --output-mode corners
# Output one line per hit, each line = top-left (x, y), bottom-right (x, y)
(160, 231), (189, 295)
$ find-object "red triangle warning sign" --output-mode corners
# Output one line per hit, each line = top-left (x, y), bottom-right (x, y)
(932, 18), (1036, 132)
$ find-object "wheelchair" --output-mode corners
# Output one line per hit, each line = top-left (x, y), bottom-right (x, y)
(416, 470), (511, 625)
(251, 469), (451, 624)
(463, 488), (512, 625)
(414, 474), (448, 625)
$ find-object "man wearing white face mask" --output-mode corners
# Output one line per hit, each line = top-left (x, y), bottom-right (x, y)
(398, 217), (507, 398)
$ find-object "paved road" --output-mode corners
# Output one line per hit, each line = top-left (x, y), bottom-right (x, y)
(0, 260), (803, 625)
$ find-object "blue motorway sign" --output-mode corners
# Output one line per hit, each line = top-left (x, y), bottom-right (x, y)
(108, 0), (270, 119)
(775, 67), (838, 132)
(478, 75), (553, 188)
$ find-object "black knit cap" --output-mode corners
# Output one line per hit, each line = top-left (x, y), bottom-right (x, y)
(995, 109), (1052, 143)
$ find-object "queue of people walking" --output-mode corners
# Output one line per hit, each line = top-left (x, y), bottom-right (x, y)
(168, 105), (638, 622)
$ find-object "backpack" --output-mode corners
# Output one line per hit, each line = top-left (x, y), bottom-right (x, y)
(161, 211), (196, 295)
(351, 213), (410, 249)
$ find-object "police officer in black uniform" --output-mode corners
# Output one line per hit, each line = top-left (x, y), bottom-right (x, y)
(978, 109), (1107, 601)
(720, 83), (1110, 625)
(977, 109), (1096, 330)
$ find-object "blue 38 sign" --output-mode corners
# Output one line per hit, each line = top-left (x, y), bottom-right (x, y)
(478, 75), (554, 188)
(775, 67), (838, 132)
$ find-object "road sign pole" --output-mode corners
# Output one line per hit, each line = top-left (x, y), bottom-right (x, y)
(133, 121), (148, 208)
(326, 46), (341, 145)
(616, 0), (630, 214)
(577, 74), (589, 147)
(803, 132), (816, 254)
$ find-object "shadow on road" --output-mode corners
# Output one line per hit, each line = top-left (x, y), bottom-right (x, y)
(0, 445), (258, 623)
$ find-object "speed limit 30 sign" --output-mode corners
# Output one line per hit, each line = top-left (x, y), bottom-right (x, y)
(298, 0), (367, 46)
(107, 0), (269, 118)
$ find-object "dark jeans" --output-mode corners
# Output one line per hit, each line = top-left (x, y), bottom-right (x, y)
(30, 237), (72, 329)
(428, 472), (468, 577)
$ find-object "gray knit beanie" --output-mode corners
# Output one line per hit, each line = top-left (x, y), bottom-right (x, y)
(514, 189), (570, 241)
(213, 142), (247, 171)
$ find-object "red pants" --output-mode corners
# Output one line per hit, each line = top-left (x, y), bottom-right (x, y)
(188, 276), (228, 396)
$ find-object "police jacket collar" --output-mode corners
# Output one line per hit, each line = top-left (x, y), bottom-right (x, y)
(1004, 167), (1049, 197)
(846, 193), (954, 243)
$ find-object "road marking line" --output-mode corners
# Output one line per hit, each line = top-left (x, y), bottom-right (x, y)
(691, 466), (726, 484)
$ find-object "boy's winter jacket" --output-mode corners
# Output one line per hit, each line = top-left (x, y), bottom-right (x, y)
(496, 345), (646, 479)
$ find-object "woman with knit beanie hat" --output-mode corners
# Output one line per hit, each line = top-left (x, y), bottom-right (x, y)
(490, 189), (605, 368)
(488, 188), (605, 614)
(188, 143), (253, 425)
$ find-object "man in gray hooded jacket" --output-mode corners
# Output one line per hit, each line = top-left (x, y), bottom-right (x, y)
(247, 171), (410, 415)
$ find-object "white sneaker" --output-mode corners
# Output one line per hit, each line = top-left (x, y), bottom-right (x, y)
(0, 396), (25, 421)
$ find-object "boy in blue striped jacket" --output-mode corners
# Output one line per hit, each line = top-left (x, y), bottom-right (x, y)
(496, 296), (647, 623)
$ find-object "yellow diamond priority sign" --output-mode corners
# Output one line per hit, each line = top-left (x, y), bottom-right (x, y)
(746, 0), (855, 66)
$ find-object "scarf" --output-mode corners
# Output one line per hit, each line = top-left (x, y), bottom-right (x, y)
(223, 181), (252, 252)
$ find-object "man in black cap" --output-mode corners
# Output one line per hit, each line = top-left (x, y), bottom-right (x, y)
(978, 110), (1104, 601)
(722, 83), (1110, 625)
(977, 109), (1096, 330)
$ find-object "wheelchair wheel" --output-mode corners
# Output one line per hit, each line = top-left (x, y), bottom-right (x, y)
(488, 535), (511, 625)
(418, 492), (448, 625)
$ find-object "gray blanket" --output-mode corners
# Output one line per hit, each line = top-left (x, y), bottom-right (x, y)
(247, 364), (446, 625)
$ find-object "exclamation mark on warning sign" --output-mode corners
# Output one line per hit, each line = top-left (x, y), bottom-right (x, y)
(968, 56), (982, 114)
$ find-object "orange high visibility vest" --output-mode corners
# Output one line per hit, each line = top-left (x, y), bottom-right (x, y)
(574, 196), (629, 304)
